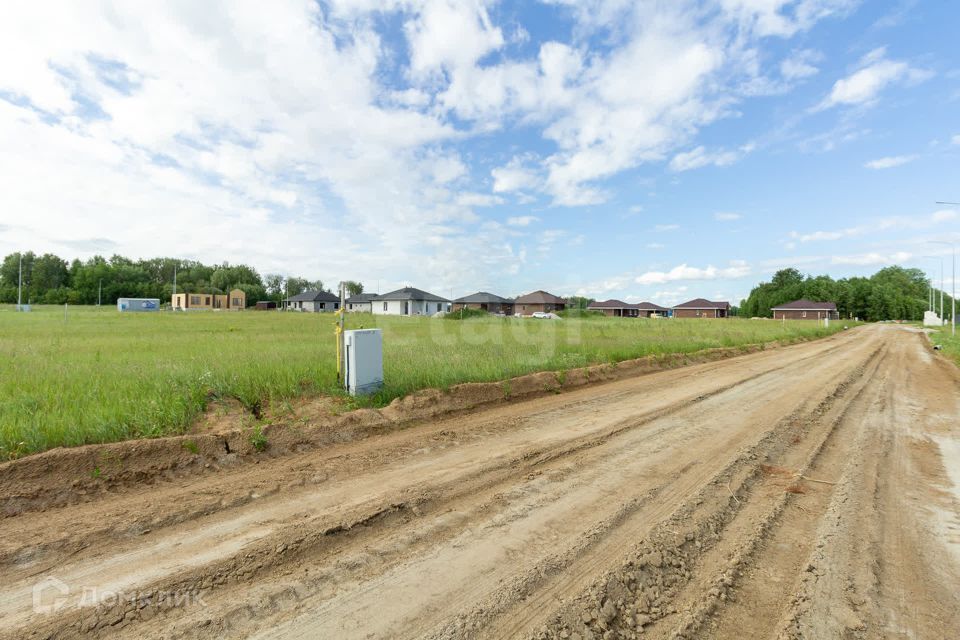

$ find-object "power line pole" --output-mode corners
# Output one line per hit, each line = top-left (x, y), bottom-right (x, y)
(98, 279), (102, 307)
(17, 253), (22, 310)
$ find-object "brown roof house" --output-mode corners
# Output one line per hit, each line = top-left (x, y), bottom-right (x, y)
(672, 298), (730, 318)
(771, 299), (838, 320)
(634, 302), (670, 318)
(452, 292), (514, 315)
(514, 290), (567, 315)
(588, 299), (639, 317)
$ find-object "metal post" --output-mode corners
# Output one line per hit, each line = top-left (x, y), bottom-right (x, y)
(98, 279), (102, 306)
(952, 247), (956, 336)
(17, 253), (22, 311)
(940, 258), (944, 322)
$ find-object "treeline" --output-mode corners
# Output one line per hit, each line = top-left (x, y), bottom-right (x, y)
(740, 266), (954, 321)
(0, 252), (362, 306)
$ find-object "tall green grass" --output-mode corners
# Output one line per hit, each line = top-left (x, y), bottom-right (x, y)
(931, 326), (960, 366)
(0, 305), (849, 457)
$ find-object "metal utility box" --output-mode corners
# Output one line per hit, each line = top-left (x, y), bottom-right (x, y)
(117, 298), (160, 312)
(344, 329), (384, 395)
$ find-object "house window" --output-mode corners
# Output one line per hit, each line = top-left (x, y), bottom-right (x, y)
(319, 303), (325, 310)
(383, 302), (388, 311)
(437, 303), (442, 312)
(802, 311), (807, 318)
(205, 297), (211, 305)
(334, 303), (339, 309)
(190, 295), (200, 305)
(232, 297), (241, 307)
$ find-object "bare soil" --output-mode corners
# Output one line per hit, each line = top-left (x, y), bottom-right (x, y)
(1, 325), (957, 639)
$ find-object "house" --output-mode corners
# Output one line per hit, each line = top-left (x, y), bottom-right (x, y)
(452, 292), (514, 315)
(372, 287), (449, 316)
(634, 302), (671, 318)
(284, 290), (340, 312)
(672, 298), (730, 318)
(254, 301), (277, 310)
(771, 299), (838, 320)
(345, 293), (379, 313)
(172, 288), (246, 310)
(587, 299), (639, 317)
(514, 290), (567, 315)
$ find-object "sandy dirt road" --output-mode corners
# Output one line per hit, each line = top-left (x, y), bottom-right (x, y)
(1, 324), (958, 639)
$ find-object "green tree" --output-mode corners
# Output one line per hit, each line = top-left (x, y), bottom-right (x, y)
(566, 295), (593, 310)
(344, 280), (364, 296)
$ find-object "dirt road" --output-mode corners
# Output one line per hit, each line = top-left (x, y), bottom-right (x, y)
(1, 324), (958, 639)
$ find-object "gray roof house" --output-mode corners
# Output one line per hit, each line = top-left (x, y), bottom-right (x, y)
(372, 287), (450, 316)
(452, 292), (514, 315)
(284, 289), (340, 312)
(345, 293), (379, 313)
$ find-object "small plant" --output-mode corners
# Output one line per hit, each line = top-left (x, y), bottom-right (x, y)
(91, 466), (102, 479)
(501, 380), (512, 399)
(182, 439), (199, 455)
(249, 425), (268, 452)
(555, 369), (567, 386)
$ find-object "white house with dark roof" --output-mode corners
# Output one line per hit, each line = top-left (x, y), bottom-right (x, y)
(284, 289), (340, 312)
(345, 293), (378, 313)
(372, 287), (450, 316)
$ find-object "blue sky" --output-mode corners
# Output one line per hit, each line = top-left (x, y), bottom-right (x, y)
(0, 0), (958, 304)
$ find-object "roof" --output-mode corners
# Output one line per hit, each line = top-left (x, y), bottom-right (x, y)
(285, 289), (339, 303)
(771, 299), (837, 311)
(588, 299), (634, 309)
(634, 301), (670, 311)
(514, 290), (567, 304)
(673, 298), (730, 310)
(345, 293), (379, 303)
(373, 287), (449, 302)
(453, 291), (513, 304)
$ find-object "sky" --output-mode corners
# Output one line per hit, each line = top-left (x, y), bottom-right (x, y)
(1, 0), (958, 305)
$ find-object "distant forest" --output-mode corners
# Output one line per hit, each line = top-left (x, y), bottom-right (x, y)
(0, 252), (363, 306)
(740, 266), (954, 321)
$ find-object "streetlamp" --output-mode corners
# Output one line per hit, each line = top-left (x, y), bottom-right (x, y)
(921, 255), (943, 321)
(933, 201), (958, 336)
(930, 241), (956, 336)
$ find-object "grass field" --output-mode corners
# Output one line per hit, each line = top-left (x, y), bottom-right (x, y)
(0, 305), (850, 458)
(931, 326), (960, 366)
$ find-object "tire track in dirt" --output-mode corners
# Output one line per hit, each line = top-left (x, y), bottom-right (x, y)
(4, 326), (957, 640)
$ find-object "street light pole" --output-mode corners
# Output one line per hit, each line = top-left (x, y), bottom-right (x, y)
(17, 253), (22, 310)
(931, 240), (956, 336)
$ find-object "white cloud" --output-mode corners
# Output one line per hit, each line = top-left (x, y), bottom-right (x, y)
(780, 49), (821, 80)
(864, 154), (917, 169)
(817, 47), (932, 110)
(831, 251), (912, 266)
(951, 134), (960, 146)
(506, 215), (539, 226)
(653, 223), (680, 232)
(669, 145), (747, 172)
(456, 192), (504, 207)
(646, 242), (665, 249)
(714, 211), (742, 221)
(491, 157), (541, 193)
(635, 260), (751, 285)
(788, 210), (956, 244)
(0, 1), (533, 293)
(719, 0), (855, 37)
